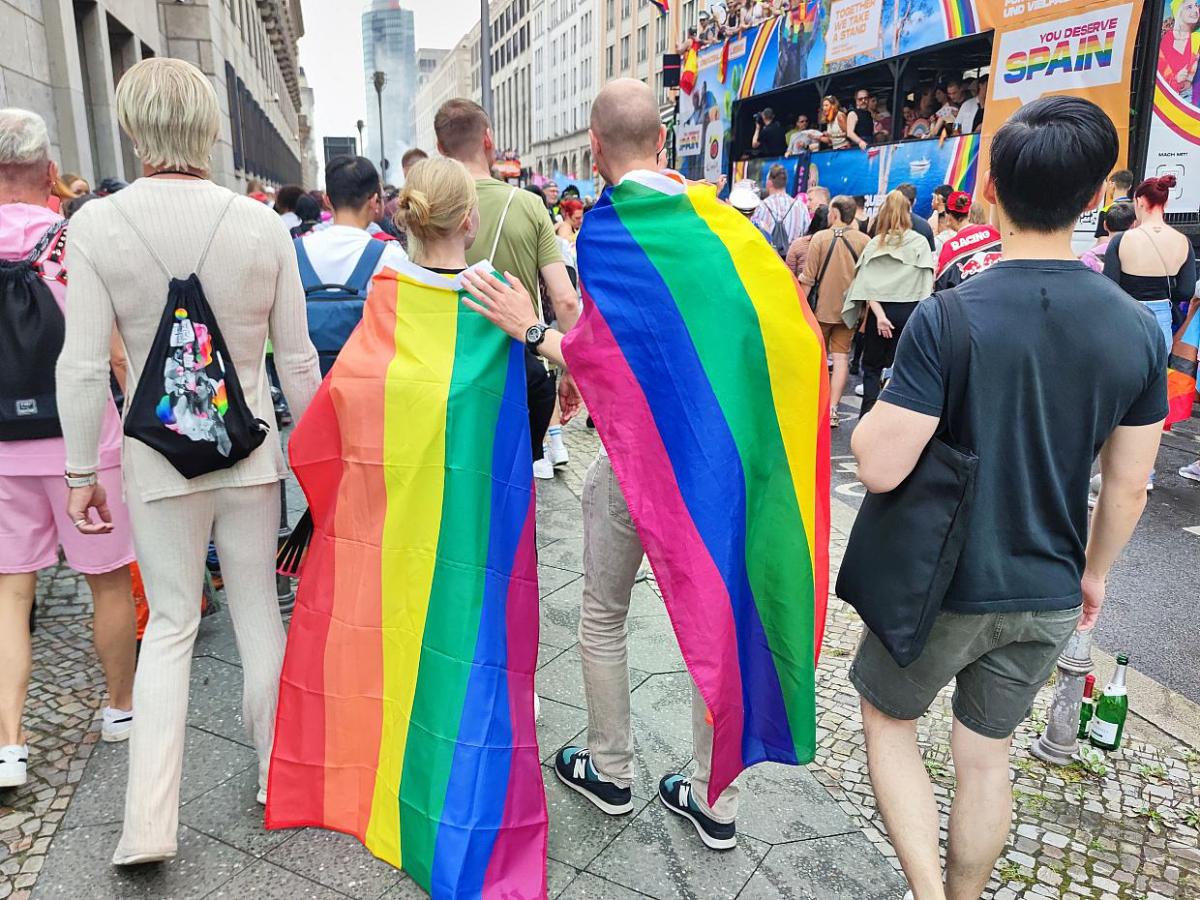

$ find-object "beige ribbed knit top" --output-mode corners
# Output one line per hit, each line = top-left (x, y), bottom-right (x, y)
(56, 178), (321, 502)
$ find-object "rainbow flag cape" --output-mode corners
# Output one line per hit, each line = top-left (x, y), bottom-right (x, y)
(562, 171), (830, 805)
(1167, 302), (1198, 429)
(266, 260), (547, 898)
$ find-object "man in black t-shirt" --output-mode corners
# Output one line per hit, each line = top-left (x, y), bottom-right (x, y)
(752, 107), (787, 157)
(847, 97), (1166, 900)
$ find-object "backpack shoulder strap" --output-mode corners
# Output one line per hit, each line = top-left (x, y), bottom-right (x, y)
(293, 236), (321, 289)
(110, 191), (236, 279)
(344, 238), (387, 296)
(488, 187), (520, 262)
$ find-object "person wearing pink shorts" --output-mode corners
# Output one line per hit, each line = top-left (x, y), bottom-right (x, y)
(0, 109), (138, 790)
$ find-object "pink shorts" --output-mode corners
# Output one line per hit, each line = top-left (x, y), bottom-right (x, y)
(0, 468), (135, 575)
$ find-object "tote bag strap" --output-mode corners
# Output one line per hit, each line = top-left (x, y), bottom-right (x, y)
(111, 192), (238, 279)
(935, 287), (971, 447)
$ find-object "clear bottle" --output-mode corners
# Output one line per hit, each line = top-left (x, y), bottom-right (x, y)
(1077, 673), (1096, 740)
(1089, 655), (1129, 752)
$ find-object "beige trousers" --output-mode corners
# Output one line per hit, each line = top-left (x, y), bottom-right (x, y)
(579, 455), (740, 823)
(116, 481), (286, 856)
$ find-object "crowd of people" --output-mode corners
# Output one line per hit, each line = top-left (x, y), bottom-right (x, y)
(0, 51), (1196, 900)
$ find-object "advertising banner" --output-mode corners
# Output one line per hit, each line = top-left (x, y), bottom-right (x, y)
(825, 0), (883, 64)
(1145, 0), (1200, 214)
(978, 0), (1144, 235)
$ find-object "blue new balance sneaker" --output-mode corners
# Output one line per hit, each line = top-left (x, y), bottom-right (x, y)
(554, 746), (633, 816)
(658, 773), (737, 850)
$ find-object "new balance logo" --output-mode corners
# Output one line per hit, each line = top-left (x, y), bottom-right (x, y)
(573, 756), (588, 780)
(678, 782), (691, 808)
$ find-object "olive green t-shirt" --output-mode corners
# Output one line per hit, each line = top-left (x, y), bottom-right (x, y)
(468, 178), (560, 315)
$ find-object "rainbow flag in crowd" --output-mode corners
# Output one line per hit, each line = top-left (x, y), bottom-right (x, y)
(649, 0), (669, 13)
(563, 171), (830, 805)
(267, 261), (546, 898)
(1167, 303), (1199, 429)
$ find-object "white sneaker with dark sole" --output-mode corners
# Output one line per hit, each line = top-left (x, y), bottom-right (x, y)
(102, 706), (133, 743)
(0, 744), (28, 788)
(658, 773), (737, 850)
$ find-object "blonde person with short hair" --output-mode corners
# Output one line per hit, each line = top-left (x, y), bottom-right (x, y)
(55, 58), (321, 865)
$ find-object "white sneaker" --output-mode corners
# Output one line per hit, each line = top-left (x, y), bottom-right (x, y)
(533, 457), (555, 480)
(547, 442), (569, 466)
(256, 787), (267, 805)
(534, 692), (542, 722)
(1181, 460), (1200, 483)
(102, 706), (133, 743)
(854, 383), (864, 397)
(0, 744), (28, 788)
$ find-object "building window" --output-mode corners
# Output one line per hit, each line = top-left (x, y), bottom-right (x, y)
(637, 24), (647, 62)
(655, 70), (664, 100)
(656, 21), (667, 53)
(621, 0), (630, 19)
(682, 0), (696, 28)
(606, 0), (614, 29)
(606, 45), (614, 77)
(620, 35), (629, 69)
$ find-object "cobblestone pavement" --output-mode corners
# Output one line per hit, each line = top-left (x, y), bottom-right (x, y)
(8, 419), (1200, 898)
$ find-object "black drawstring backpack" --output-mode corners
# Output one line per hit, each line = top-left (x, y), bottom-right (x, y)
(116, 195), (270, 479)
(0, 220), (67, 441)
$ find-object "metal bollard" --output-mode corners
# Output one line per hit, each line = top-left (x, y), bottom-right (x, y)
(1030, 629), (1094, 766)
(277, 479), (296, 614)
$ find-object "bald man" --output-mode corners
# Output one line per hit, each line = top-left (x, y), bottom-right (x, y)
(551, 79), (744, 852)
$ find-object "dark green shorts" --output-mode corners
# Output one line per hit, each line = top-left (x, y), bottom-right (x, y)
(849, 605), (1082, 739)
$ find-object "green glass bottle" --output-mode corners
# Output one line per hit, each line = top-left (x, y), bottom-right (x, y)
(1089, 655), (1129, 752)
(1077, 673), (1096, 740)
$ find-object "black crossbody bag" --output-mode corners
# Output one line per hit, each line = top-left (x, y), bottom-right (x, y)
(835, 289), (978, 666)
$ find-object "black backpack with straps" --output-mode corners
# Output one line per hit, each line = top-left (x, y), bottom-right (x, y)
(116, 195), (270, 478)
(0, 220), (68, 441)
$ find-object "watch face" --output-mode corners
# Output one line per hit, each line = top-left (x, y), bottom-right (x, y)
(525, 324), (545, 344)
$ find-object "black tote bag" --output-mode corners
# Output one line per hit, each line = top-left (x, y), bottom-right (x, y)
(117, 195), (270, 479)
(835, 289), (978, 667)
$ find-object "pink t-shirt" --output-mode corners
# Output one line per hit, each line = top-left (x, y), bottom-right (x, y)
(0, 203), (122, 476)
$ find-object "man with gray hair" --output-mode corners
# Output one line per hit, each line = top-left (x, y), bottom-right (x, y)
(0, 108), (137, 789)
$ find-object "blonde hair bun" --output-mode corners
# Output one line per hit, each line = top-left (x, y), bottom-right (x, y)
(396, 186), (432, 229)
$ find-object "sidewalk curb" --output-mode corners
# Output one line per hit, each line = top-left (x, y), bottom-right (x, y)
(1090, 645), (1200, 750)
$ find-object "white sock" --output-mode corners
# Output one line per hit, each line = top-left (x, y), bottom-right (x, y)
(548, 426), (565, 453)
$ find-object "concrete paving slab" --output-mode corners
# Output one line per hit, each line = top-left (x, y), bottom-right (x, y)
(204, 860), (349, 899)
(34, 822), (251, 899)
(263, 828), (404, 898)
(737, 833), (908, 899)
(589, 799), (768, 900)
(179, 765), (293, 859)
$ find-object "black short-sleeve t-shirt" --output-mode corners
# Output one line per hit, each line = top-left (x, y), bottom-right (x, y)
(880, 259), (1168, 613)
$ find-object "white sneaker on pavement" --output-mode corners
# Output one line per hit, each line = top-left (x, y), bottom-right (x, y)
(0, 744), (28, 788)
(1180, 460), (1200, 483)
(533, 456), (555, 480)
(547, 442), (569, 466)
(101, 706), (133, 743)
(854, 383), (864, 397)
(257, 787), (267, 805)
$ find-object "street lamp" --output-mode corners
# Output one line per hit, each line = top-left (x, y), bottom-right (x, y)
(372, 70), (387, 182)
(356, 119), (365, 156)
(479, 0), (493, 120)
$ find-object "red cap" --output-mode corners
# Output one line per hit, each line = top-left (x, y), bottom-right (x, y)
(947, 190), (972, 215)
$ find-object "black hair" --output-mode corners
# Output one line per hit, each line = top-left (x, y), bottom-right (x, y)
(524, 184), (546, 200)
(294, 194), (322, 222)
(989, 96), (1118, 232)
(934, 184), (953, 201)
(852, 194), (866, 207)
(324, 156), (382, 211)
(1104, 201), (1136, 234)
(63, 192), (98, 219)
(1110, 168), (1134, 191)
(806, 205), (829, 235)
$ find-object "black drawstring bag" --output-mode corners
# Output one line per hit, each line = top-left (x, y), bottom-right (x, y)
(0, 221), (67, 441)
(835, 289), (978, 667)
(117, 195), (270, 479)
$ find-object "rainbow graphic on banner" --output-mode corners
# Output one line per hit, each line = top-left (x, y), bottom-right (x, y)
(946, 132), (980, 191)
(1153, 78), (1200, 145)
(562, 171), (830, 805)
(739, 15), (781, 97)
(941, 0), (977, 39)
(267, 260), (546, 899)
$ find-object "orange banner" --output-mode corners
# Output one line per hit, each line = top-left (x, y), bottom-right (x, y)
(976, 0), (1145, 229)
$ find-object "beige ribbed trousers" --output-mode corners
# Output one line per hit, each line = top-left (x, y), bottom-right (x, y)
(116, 481), (285, 857)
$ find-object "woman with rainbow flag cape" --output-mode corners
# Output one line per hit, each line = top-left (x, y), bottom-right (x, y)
(266, 158), (547, 898)
(467, 79), (829, 853)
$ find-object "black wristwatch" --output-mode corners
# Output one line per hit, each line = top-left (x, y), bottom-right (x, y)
(524, 323), (548, 354)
